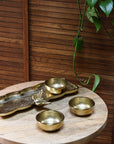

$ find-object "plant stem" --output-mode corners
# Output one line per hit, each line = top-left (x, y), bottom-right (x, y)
(102, 21), (114, 41)
(73, 44), (87, 86)
(73, 44), (100, 92)
(73, 0), (83, 83)
(82, 20), (89, 29)
(77, 0), (82, 24)
(80, 1), (87, 30)
(73, 0), (86, 81)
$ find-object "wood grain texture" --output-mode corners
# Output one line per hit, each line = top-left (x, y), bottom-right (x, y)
(23, 0), (29, 81)
(29, 0), (114, 144)
(0, 81), (108, 144)
(0, 0), (29, 90)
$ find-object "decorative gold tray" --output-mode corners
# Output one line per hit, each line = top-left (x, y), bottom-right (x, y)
(0, 80), (78, 116)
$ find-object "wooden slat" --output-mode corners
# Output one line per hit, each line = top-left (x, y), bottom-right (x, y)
(0, 1), (22, 8)
(0, 11), (22, 18)
(30, 15), (77, 25)
(0, 22), (22, 29)
(23, 0), (29, 81)
(30, 0), (77, 8)
(0, 16), (22, 24)
(0, 6), (22, 13)
(0, 0), (29, 89)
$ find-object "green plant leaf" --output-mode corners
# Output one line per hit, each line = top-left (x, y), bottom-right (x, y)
(86, 0), (98, 7)
(99, 0), (113, 17)
(80, 74), (100, 91)
(86, 7), (98, 23)
(92, 74), (100, 91)
(93, 17), (102, 32)
(112, 21), (114, 26)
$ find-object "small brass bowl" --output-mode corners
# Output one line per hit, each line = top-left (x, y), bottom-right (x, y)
(36, 110), (64, 131)
(45, 78), (66, 94)
(69, 96), (95, 116)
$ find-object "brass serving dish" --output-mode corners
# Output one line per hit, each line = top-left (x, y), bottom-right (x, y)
(36, 110), (64, 131)
(0, 79), (78, 116)
(45, 78), (66, 94)
(0, 83), (44, 116)
(32, 79), (78, 104)
(69, 96), (95, 116)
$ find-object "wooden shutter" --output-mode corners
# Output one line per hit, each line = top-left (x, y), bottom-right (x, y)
(0, 0), (29, 89)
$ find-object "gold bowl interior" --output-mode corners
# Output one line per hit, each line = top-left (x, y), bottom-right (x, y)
(36, 110), (64, 131)
(45, 78), (66, 94)
(69, 96), (95, 116)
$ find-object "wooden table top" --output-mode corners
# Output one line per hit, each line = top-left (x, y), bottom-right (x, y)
(0, 81), (108, 144)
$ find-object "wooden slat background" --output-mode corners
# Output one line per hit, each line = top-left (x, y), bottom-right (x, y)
(29, 0), (114, 144)
(0, 0), (29, 90)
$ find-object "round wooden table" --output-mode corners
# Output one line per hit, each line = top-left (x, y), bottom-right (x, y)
(0, 81), (108, 144)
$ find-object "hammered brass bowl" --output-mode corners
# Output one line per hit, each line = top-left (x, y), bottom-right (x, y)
(69, 96), (95, 116)
(45, 78), (66, 94)
(36, 110), (64, 131)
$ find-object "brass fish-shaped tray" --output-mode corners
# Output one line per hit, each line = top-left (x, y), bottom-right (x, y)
(0, 80), (78, 116)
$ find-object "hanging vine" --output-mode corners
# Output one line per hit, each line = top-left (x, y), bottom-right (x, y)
(73, 0), (114, 91)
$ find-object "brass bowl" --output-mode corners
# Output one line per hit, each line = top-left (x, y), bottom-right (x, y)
(45, 78), (66, 94)
(69, 96), (95, 116)
(36, 110), (64, 131)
